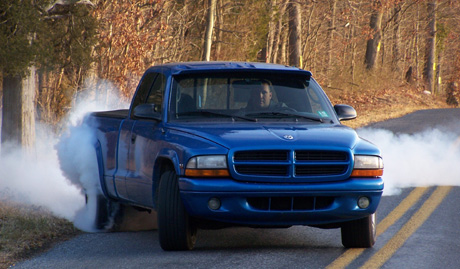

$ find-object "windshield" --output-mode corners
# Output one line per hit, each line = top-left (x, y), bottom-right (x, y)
(169, 73), (337, 123)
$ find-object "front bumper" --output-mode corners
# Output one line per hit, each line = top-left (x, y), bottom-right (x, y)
(178, 177), (383, 226)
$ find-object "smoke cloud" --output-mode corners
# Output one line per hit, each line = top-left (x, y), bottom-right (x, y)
(0, 79), (128, 230)
(358, 127), (460, 195)
(0, 131), (83, 220)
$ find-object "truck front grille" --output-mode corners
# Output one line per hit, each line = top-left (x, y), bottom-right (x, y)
(231, 150), (351, 182)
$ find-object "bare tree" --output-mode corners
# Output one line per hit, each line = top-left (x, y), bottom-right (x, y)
(215, 0), (224, 60)
(268, 0), (287, 64)
(203, 0), (217, 61)
(392, 3), (403, 74)
(1, 68), (36, 149)
(267, 0), (278, 63)
(325, 0), (337, 85)
(365, 0), (384, 70)
(288, 0), (302, 67)
(424, 0), (436, 93)
(0, 1), (44, 150)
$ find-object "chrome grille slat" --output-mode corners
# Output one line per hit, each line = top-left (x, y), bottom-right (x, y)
(295, 165), (348, 176)
(234, 150), (289, 161)
(295, 150), (348, 161)
(235, 165), (288, 176)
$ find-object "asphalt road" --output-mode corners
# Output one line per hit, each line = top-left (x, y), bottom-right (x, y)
(14, 108), (460, 269)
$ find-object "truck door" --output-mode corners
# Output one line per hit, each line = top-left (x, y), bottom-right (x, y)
(113, 119), (133, 200)
(126, 72), (166, 206)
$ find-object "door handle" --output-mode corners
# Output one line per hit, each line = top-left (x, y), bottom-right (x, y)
(131, 133), (136, 143)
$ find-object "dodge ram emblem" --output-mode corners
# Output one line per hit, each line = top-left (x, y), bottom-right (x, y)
(283, 135), (294, 140)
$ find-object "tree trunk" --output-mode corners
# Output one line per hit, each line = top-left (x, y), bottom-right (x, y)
(288, 1), (301, 67)
(1, 67), (36, 151)
(215, 0), (224, 60)
(325, 0), (337, 86)
(435, 50), (442, 95)
(37, 70), (48, 121)
(272, 0), (287, 64)
(202, 0), (217, 61)
(414, 4), (420, 88)
(364, 1), (383, 70)
(266, 0), (278, 63)
(350, 25), (357, 89)
(424, 0), (436, 93)
(280, 25), (288, 65)
(392, 4), (402, 74)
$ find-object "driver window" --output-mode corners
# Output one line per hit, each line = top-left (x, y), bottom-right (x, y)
(146, 73), (166, 111)
(130, 72), (158, 118)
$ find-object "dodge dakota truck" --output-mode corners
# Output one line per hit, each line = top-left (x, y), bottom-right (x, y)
(83, 61), (383, 250)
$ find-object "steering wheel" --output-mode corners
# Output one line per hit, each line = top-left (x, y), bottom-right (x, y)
(275, 106), (297, 113)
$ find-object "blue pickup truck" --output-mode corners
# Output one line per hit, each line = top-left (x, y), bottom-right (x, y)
(84, 61), (383, 250)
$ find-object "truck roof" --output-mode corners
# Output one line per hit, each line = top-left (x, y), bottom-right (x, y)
(145, 61), (312, 77)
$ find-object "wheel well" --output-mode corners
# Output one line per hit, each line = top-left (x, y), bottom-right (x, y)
(94, 140), (110, 198)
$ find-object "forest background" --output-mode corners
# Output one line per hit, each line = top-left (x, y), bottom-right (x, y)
(1, 0), (460, 145)
(0, 0), (459, 266)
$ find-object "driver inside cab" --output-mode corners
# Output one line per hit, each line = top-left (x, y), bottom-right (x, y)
(245, 80), (287, 111)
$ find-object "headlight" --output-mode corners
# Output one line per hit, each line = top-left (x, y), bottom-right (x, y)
(351, 155), (383, 177)
(185, 155), (230, 177)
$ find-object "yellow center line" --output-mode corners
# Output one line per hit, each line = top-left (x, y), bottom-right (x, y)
(326, 187), (429, 269)
(360, 186), (452, 268)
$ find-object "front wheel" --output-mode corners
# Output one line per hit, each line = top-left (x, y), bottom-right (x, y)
(158, 170), (197, 251)
(341, 213), (376, 248)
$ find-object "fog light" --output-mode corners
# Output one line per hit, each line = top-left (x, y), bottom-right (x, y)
(208, 197), (221, 210)
(358, 196), (370, 209)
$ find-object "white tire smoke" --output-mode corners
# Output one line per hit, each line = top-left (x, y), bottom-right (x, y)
(358, 127), (460, 195)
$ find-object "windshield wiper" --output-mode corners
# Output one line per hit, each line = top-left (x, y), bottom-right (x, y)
(177, 110), (257, 122)
(245, 111), (324, 123)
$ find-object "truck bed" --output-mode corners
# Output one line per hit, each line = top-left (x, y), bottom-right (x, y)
(91, 109), (129, 119)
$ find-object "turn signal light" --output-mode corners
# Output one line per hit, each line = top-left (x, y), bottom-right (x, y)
(350, 169), (383, 177)
(185, 169), (230, 177)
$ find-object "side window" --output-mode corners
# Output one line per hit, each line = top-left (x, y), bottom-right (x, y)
(146, 73), (166, 112)
(307, 84), (325, 114)
(131, 72), (158, 116)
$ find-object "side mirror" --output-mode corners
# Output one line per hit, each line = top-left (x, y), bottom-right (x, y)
(334, 104), (357, 121)
(133, 104), (161, 121)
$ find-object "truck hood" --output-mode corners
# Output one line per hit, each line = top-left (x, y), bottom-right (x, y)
(168, 122), (360, 150)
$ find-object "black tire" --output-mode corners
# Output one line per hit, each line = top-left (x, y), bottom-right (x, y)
(94, 193), (112, 230)
(158, 170), (197, 251)
(341, 213), (376, 248)
(84, 191), (122, 231)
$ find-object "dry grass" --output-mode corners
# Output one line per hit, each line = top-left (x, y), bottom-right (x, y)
(326, 82), (450, 129)
(0, 201), (79, 268)
(0, 82), (453, 268)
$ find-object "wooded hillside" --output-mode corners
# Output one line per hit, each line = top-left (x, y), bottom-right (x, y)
(1, 0), (460, 144)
